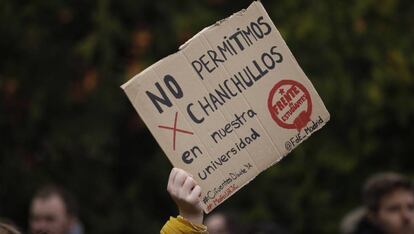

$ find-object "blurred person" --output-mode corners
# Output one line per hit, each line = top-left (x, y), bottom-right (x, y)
(341, 172), (414, 234)
(341, 207), (367, 234)
(205, 211), (243, 234)
(29, 185), (84, 234)
(0, 222), (21, 234)
(161, 168), (208, 233)
(247, 220), (288, 234)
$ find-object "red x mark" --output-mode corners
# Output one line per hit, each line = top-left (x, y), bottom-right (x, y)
(158, 112), (193, 151)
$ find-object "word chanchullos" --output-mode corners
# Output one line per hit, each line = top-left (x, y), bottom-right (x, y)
(146, 16), (283, 125)
(187, 44), (282, 124)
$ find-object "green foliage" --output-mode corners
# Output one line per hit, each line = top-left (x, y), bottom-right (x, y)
(1, 0), (413, 233)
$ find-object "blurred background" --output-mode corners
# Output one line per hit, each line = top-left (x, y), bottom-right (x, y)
(1, 0), (414, 233)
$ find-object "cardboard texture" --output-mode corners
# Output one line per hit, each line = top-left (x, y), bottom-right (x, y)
(122, 1), (330, 213)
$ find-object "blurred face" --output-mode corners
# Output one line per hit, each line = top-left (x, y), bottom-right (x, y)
(372, 188), (414, 234)
(205, 214), (230, 234)
(30, 195), (73, 234)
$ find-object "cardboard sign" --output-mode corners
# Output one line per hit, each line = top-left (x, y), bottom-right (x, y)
(122, 1), (330, 213)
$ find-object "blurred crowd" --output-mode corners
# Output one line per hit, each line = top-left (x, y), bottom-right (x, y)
(2, 171), (413, 234)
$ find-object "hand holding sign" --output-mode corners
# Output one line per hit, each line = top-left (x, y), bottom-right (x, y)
(167, 168), (203, 225)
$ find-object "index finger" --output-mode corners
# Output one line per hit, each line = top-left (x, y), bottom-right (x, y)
(167, 168), (179, 191)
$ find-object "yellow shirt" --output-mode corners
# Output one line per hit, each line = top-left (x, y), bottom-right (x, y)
(160, 216), (208, 234)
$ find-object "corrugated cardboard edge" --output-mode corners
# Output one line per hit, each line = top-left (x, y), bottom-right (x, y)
(179, 2), (257, 50)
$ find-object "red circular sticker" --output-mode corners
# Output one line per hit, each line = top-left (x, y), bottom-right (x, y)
(267, 79), (312, 131)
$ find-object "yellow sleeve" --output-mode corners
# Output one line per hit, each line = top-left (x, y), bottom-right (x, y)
(160, 216), (208, 234)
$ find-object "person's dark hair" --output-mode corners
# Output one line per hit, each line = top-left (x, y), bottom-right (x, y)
(32, 185), (78, 217)
(363, 172), (414, 212)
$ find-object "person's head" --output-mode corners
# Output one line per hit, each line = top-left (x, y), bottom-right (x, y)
(364, 172), (414, 234)
(29, 185), (77, 234)
(247, 221), (289, 234)
(205, 211), (243, 234)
